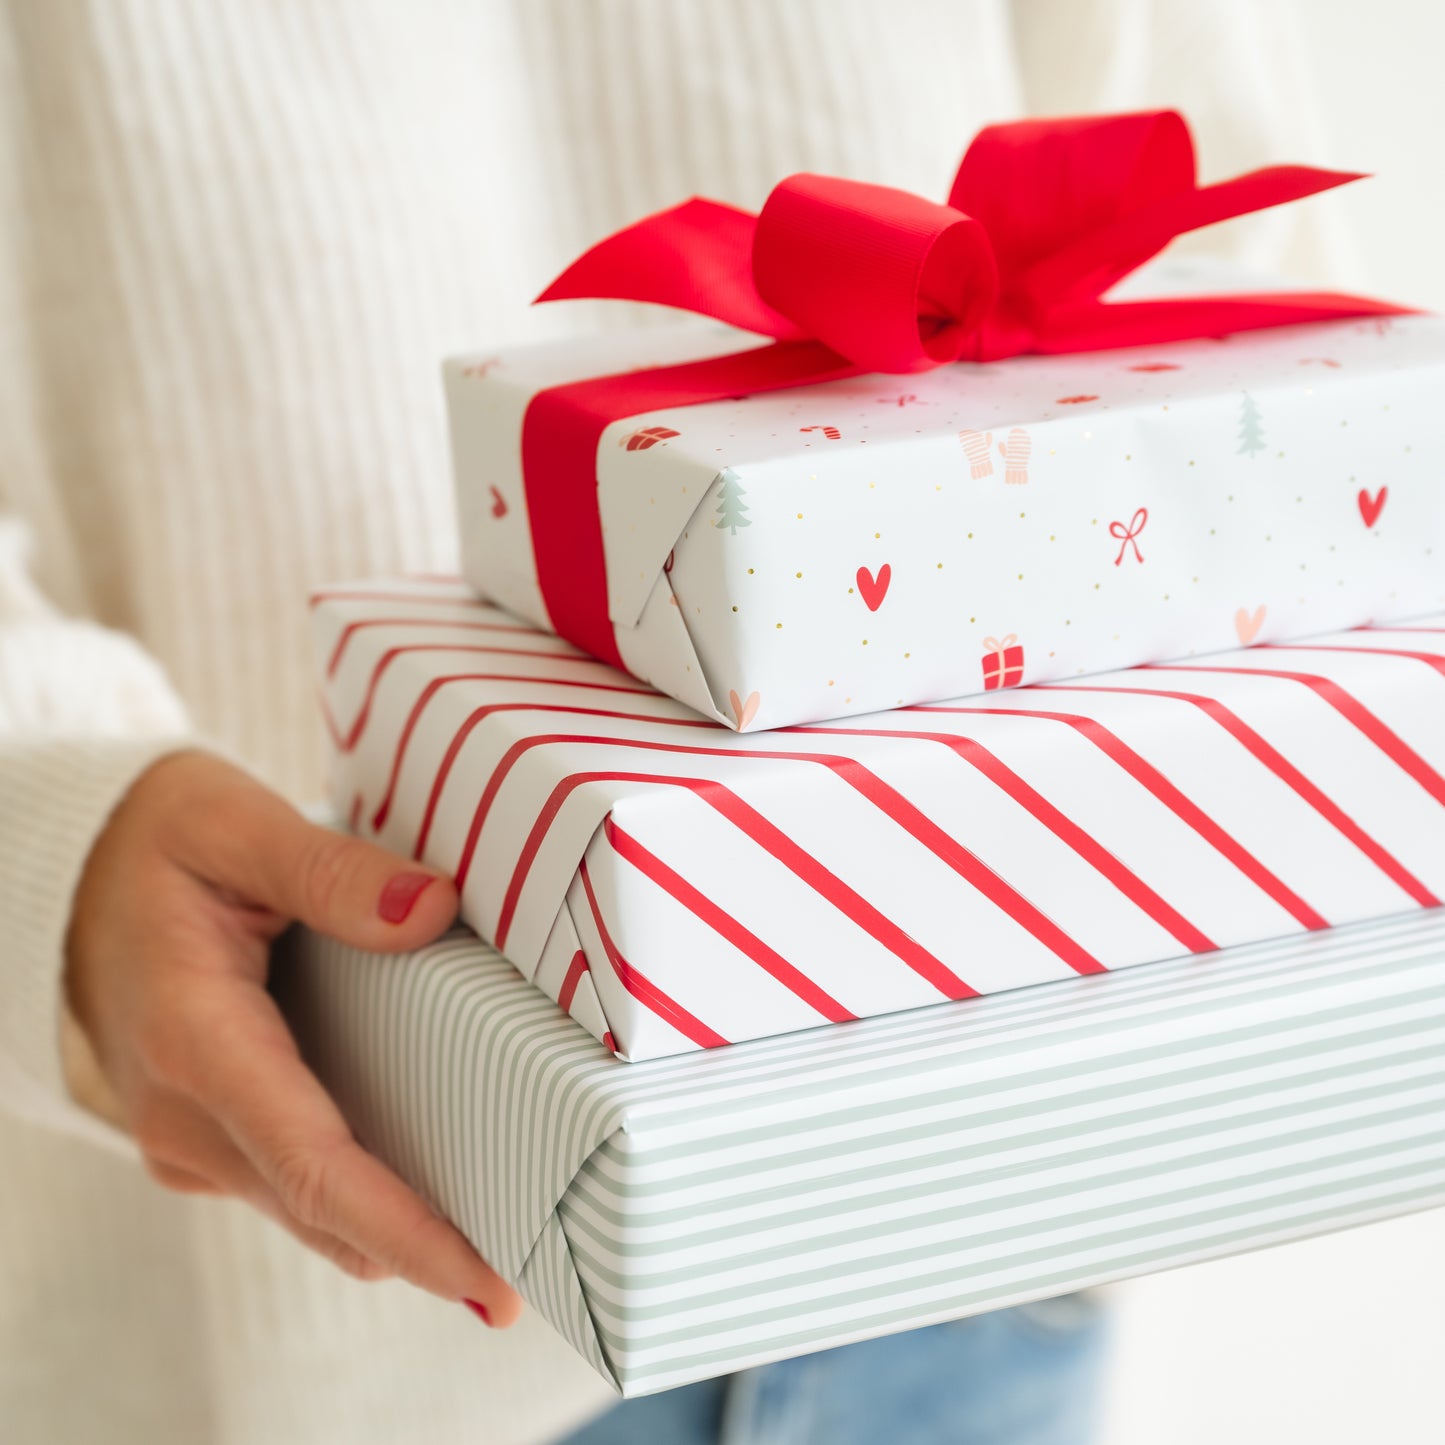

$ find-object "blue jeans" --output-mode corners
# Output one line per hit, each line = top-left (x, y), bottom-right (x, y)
(555, 1295), (1108, 1445)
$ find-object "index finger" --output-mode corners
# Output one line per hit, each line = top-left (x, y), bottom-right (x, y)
(168, 977), (521, 1324)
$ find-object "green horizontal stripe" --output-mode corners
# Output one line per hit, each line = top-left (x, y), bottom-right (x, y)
(584, 995), (1445, 1179)
(609, 1181), (1445, 1390)
(586, 1154), (1445, 1349)
(561, 1059), (1445, 1245)
(565, 1116), (1445, 1303)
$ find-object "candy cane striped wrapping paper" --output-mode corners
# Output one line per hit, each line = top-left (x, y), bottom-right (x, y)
(315, 579), (1445, 1063)
(276, 910), (1445, 1396)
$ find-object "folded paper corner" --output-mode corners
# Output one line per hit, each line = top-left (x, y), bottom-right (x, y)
(517, 1212), (623, 1393)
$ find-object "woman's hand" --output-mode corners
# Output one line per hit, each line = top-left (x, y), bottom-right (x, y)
(65, 750), (520, 1326)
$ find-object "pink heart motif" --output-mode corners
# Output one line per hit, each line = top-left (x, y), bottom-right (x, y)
(728, 689), (761, 728)
(856, 563), (892, 612)
(1357, 486), (1388, 528)
(1234, 605), (1267, 645)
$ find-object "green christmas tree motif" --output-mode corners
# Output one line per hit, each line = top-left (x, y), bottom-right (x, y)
(714, 468), (752, 535)
(1237, 392), (1266, 457)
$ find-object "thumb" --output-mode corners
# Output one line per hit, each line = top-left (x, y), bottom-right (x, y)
(180, 760), (460, 951)
(275, 819), (460, 953)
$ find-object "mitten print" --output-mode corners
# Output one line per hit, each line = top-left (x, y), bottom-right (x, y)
(960, 429), (995, 479)
(998, 428), (1031, 485)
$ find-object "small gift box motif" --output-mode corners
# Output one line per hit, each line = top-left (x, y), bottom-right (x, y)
(981, 633), (1024, 690)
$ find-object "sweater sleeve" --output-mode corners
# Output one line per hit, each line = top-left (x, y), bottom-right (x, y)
(0, 517), (196, 1146)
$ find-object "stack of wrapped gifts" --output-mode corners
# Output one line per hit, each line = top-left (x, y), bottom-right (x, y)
(277, 112), (1445, 1396)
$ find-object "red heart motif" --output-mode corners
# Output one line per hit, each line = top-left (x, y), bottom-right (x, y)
(489, 485), (508, 519)
(856, 563), (892, 611)
(1357, 486), (1387, 528)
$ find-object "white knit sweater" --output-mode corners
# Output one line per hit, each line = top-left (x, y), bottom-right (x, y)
(0, 2), (1351, 1441)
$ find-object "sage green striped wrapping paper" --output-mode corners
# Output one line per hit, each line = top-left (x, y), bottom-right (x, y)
(278, 908), (1445, 1397)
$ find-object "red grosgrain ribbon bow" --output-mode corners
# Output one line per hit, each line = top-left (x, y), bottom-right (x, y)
(523, 110), (1405, 671)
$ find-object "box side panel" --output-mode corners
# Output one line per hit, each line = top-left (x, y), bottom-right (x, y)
(553, 912), (1445, 1395)
(661, 337), (1445, 730)
(444, 359), (552, 633)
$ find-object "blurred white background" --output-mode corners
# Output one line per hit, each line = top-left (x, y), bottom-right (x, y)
(1100, 4), (1445, 1439)
(1266, 0), (1445, 311)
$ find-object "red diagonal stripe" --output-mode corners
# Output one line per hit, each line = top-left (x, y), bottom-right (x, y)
(603, 816), (857, 1022)
(790, 723), (1213, 953)
(496, 767), (978, 999)
(410, 707), (720, 847)
(328, 641), (608, 750)
(1264, 642), (1445, 679)
(1155, 663), (1445, 808)
(326, 616), (548, 680)
(1054, 683), (1440, 909)
(578, 858), (728, 1049)
(455, 732), (1097, 979)
(911, 703), (1328, 931)
(555, 949), (590, 1013)
(372, 683), (670, 827)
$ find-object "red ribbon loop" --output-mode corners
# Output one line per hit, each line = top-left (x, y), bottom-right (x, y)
(753, 175), (997, 374)
(537, 109), (1403, 370)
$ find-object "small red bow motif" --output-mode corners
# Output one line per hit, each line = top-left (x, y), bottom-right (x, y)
(1110, 507), (1149, 565)
(539, 110), (1404, 375)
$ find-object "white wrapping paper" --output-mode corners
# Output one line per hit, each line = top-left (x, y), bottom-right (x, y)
(446, 265), (1445, 732)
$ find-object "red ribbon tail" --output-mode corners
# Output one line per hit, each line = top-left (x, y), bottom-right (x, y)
(1020, 166), (1370, 307)
(1033, 291), (1415, 355)
(535, 196), (803, 339)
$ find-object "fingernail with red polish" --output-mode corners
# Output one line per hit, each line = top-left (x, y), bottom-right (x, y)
(378, 872), (436, 924)
(463, 1298), (492, 1326)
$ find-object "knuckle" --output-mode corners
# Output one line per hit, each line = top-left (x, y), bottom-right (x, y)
(271, 1142), (337, 1230)
(129, 1099), (172, 1160)
(298, 833), (366, 919)
(135, 1013), (187, 1088)
(375, 1201), (451, 1278)
(330, 1249), (392, 1284)
(141, 1155), (216, 1196)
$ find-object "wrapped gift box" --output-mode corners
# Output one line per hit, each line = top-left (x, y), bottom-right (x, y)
(315, 579), (1445, 1061)
(276, 910), (1445, 1397)
(445, 274), (1445, 732)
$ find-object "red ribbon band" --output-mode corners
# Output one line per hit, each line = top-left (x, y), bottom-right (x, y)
(522, 110), (1407, 672)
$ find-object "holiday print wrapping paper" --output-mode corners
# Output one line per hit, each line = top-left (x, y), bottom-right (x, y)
(315, 579), (1445, 1062)
(277, 911), (1445, 1395)
(446, 265), (1445, 733)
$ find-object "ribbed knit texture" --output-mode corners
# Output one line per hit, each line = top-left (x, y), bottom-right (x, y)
(0, 1), (1346, 1440)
